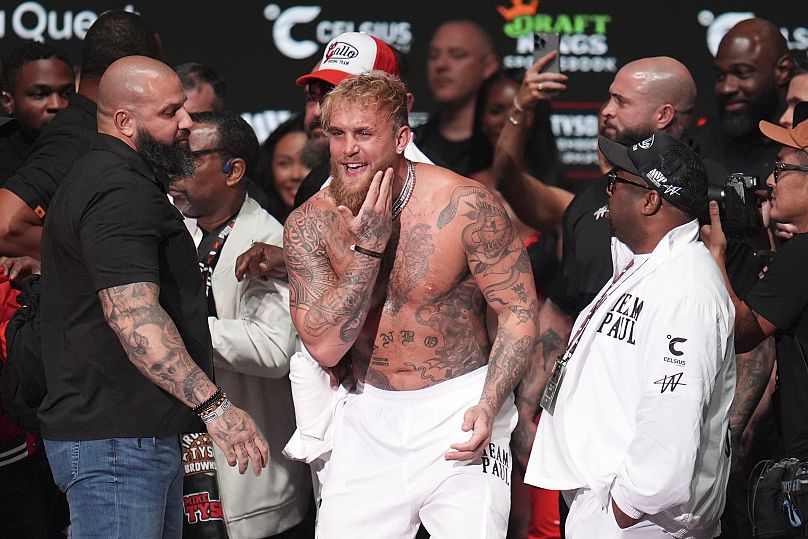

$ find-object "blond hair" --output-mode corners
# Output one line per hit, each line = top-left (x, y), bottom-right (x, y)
(321, 70), (408, 134)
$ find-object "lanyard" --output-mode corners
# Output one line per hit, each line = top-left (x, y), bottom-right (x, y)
(541, 257), (647, 414)
(199, 217), (236, 300)
(559, 257), (646, 365)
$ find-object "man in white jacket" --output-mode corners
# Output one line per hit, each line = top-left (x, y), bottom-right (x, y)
(525, 133), (736, 538)
(170, 111), (312, 538)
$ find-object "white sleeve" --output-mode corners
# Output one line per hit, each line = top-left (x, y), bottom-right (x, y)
(610, 293), (731, 517)
(209, 276), (296, 379)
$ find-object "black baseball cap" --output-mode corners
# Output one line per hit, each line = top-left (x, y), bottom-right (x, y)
(599, 133), (708, 217)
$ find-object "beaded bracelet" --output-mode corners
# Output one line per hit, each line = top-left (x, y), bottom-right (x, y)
(192, 386), (225, 416)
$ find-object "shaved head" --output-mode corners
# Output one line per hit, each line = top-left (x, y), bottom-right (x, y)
(97, 55), (194, 176)
(721, 18), (789, 66)
(603, 56), (696, 144)
(97, 55), (182, 128)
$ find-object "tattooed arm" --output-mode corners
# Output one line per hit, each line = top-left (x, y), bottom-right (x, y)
(440, 185), (539, 461)
(511, 298), (573, 470)
(98, 282), (268, 476)
(729, 337), (775, 463)
(283, 168), (394, 367)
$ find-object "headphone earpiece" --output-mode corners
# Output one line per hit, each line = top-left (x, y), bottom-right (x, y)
(222, 159), (234, 174)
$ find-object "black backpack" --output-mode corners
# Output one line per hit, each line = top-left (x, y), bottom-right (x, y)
(0, 274), (45, 433)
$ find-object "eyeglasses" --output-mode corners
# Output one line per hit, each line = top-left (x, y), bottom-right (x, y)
(606, 170), (653, 195)
(772, 161), (808, 183)
(191, 147), (229, 159)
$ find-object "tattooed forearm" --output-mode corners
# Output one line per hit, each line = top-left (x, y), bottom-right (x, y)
(283, 204), (384, 364)
(729, 337), (775, 439)
(98, 282), (216, 407)
(481, 334), (537, 413)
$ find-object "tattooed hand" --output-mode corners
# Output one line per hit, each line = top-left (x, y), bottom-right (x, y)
(445, 402), (494, 461)
(336, 167), (394, 252)
(206, 402), (269, 476)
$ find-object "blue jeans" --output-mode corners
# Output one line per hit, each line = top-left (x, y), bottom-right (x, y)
(44, 436), (183, 539)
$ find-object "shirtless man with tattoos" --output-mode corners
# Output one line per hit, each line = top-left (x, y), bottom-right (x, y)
(282, 72), (538, 538)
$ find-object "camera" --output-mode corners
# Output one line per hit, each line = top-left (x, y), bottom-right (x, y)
(706, 173), (765, 238)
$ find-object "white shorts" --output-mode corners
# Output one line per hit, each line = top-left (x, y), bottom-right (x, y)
(563, 489), (673, 539)
(282, 349), (352, 500)
(316, 366), (517, 539)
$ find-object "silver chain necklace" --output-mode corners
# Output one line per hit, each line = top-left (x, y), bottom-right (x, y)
(392, 159), (415, 220)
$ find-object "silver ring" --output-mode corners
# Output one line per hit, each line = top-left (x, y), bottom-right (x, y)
(538, 83), (544, 91)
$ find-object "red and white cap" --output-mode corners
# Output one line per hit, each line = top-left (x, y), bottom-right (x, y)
(296, 32), (399, 87)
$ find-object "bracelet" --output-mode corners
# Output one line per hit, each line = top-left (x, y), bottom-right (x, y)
(512, 95), (534, 115)
(350, 244), (384, 259)
(508, 113), (522, 126)
(201, 398), (231, 424)
(192, 386), (224, 415)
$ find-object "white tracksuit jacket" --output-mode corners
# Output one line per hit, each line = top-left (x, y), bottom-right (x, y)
(525, 220), (736, 539)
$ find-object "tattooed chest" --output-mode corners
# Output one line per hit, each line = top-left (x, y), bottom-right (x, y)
(354, 275), (490, 389)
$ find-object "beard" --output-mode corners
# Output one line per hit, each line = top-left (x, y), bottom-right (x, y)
(135, 127), (195, 178)
(614, 126), (657, 146)
(717, 84), (780, 138)
(329, 154), (396, 215)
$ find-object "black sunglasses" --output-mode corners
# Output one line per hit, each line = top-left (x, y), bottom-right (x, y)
(772, 161), (808, 183)
(606, 170), (653, 194)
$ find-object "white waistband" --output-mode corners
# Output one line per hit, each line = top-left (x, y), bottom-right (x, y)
(357, 365), (488, 402)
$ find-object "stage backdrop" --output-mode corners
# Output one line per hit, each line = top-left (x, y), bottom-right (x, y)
(1, 0), (805, 185)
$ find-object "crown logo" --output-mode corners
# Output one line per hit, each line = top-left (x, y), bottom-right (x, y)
(497, 0), (540, 22)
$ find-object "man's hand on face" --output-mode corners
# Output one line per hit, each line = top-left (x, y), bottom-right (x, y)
(336, 167), (394, 253)
(234, 242), (287, 281)
(206, 402), (269, 476)
(445, 402), (495, 462)
(0, 256), (41, 281)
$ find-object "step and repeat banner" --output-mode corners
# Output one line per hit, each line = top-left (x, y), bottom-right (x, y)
(1, 0), (805, 184)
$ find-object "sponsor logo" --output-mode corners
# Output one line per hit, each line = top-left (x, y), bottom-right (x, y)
(596, 292), (644, 345)
(183, 491), (224, 524)
(654, 372), (686, 393)
(481, 442), (511, 485)
(495, 0), (616, 73)
(662, 185), (682, 196)
(264, 4), (412, 60)
(182, 433), (217, 476)
(593, 204), (609, 220)
(324, 40), (359, 62)
(668, 336), (687, 356)
(0, 2), (137, 41)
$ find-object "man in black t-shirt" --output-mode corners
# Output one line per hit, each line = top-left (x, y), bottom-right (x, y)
(40, 56), (267, 539)
(415, 20), (499, 177)
(704, 102), (808, 459)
